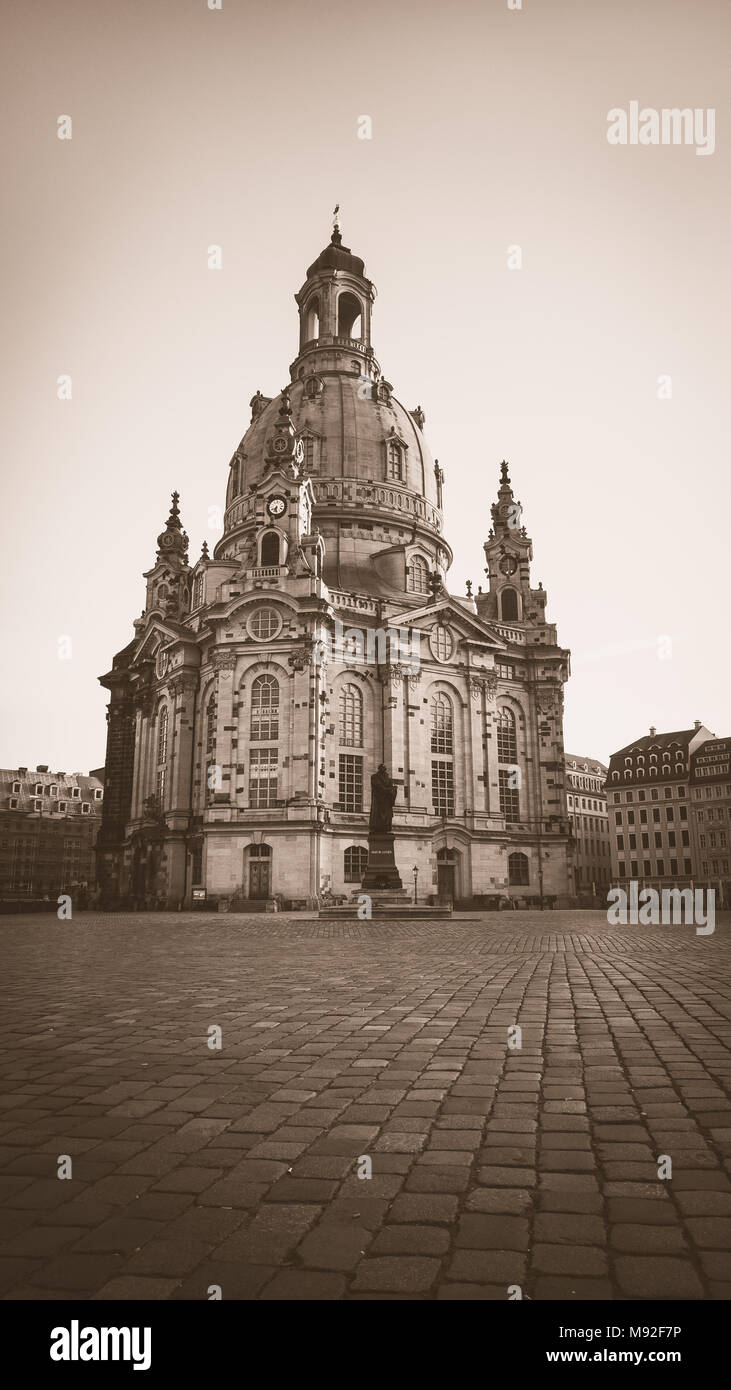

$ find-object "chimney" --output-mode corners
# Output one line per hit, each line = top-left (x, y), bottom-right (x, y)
(694, 720), (702, 730)
(36, 764), (49, 773)
(649, 727), (656, 737)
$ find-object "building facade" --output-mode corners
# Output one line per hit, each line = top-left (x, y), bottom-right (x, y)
(565, 755), (609, 902)
(1, 766), (103, 900)
(607, 723), (714, 894)
(96, 226), (573, 909)
(689, 737), (731, 908)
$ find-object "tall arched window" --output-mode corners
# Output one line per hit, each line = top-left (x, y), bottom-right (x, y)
(497, 706), (520, 821)
(431, 693), (453, 754)
(205, 690), (217, 803)
(156, 704), (169, 810)
(408, 555), (429, 595)
(496, 707), (517, 763)
(501, 587), (519, 621)
(339, 684), (363, 747)
(260, 532), (280, 567)
(431, 692), (454, 816)
(344, 845), (368, 883)
(193, 571), (205, 609)
(250, 675), (279, 741)
(508, 852), (529, 886)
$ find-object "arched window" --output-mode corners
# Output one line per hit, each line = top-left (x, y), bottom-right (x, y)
(344, 845), (368, 883)
(250, 675), (279, 741)
(337, 292), (362, 339)
(431, 693), (453, 754)
(193, 571), (205, 609)
(501, 587), (519, 621)
(305, 296), (320, 341)
(387, 441), (403, 481)
(157, 705), (169, 765)
(431, 692), (454, 816)
(508, 852), (530, 886)
(408, 555), (429, 595)
(339, 684), (363, 747)
(496, 707), (517, 764)
(204, 690), (217, 803)
(156, 704), (168, 810)
(497, 706), (520, 821)
(260, 532), (280, 567)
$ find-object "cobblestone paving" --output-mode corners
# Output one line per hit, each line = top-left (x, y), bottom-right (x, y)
(1, 910), (730, 1301)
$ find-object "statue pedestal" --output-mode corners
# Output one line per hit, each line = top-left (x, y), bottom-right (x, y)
(362, 833), (403, 891)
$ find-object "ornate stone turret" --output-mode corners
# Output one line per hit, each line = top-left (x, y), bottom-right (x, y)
(137, 492), (191, 628)
(477, 462), (544, 628)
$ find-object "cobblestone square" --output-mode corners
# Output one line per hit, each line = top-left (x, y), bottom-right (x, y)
(1, 910), (730, 1300)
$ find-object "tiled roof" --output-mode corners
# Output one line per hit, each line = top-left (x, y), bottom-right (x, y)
(1, 769), (103, 817)
(565, 754), (607, 775)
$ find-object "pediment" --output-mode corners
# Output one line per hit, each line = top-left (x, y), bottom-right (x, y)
(390, 597), (507, 650)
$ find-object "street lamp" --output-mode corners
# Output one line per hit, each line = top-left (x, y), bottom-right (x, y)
(412, 864), (418, 905)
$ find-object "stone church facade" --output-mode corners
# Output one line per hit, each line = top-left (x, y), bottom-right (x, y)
(96, 226), (573, 908)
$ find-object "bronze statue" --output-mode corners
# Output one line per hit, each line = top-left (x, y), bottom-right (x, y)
(369, 764), (397, 833)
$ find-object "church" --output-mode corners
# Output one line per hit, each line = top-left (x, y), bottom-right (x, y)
(95, 223), (573, 909)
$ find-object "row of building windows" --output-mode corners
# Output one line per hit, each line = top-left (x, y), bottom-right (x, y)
(616, 805), (688, 825)
(568, 795), (605, 812)
(617, 831), (691, 851)
(617, 859), (693, 877)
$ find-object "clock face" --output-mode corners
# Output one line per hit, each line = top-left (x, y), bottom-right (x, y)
(273, 437), (287, 453)
(500, 554), (518, 576)
(267, 496), (286, 519)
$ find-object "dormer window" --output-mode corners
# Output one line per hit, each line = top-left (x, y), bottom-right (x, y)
(34, 783), (42, 796)
(49, 783), (58, 797)
(11, 780), (20, 794)
(387, 440), (403, 481)
(94, 787), (103, 800)
(71, 787), (80, 798)
(407, 555), (430, 595)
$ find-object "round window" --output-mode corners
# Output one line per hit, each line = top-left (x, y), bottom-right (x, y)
(430, 624), (453, 662)
(248, 607), (281, 641)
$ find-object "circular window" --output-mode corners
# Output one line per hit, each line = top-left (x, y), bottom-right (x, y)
(430, 624), (453, 662)
(248, 607), (281, 641)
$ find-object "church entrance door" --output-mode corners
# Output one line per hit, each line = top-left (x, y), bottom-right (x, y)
(248, 844), (272, 900)
(436, 848), (457, 905)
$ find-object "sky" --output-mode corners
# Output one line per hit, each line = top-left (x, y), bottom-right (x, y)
(1, 0), (729, 772)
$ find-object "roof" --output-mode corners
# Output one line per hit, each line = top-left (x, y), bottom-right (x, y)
(1, 769), (103, 817)
(565, 755), (607, 775)
(610, 729), (697, 761)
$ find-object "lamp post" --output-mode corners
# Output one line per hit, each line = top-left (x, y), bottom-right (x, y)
(412, 865), (418, 905)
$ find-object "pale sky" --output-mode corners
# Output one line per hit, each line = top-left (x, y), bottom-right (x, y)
(1, 0), (729, 773)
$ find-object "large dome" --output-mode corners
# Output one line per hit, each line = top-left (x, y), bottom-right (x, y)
(217, 230), (452, 597)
